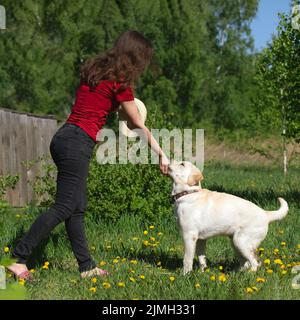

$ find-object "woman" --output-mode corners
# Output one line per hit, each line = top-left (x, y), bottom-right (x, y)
(7, 30), (169, 280)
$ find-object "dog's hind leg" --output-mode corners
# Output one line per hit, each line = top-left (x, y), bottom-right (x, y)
(196, 239), (207, 272)
(183, 234), (197, 275)
(232, 233), (260, 272)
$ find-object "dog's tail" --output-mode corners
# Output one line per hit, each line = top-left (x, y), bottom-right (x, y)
(266, 197), (288, 223)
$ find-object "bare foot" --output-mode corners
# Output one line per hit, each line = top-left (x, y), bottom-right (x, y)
(7, 263), (28, 276)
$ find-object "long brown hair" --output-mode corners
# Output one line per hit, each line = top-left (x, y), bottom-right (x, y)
(80, 30), (154, 92)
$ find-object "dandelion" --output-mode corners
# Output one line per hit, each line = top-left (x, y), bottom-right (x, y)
(113, 259), (119, 264)
(281, 270), (287, 275)
(297, 244), (300, 249)
(117, 282), (125, 287)
(280, 265), (286, 269)
(129, 277), (136, 283)
(256, 277), (266, 283)
(70, 279), (77, 284)
(252, 286), (259, 292)
(258, 247), (264, 252)
(278, 229), (284, 234)
(219, 266), (223, 271)
(19, 279), (25, 286)
(143, 240), (149, 247)
(210, 275), (216, 281)
(4, 247), (9, 253)
(121, 258), (127, 262)
(266, 269), (273, 274)
(273, 248), (279, 255)
(130, 260), (138, 265)
(195, 283), (201, 289)
(150, 237), (156, 242)
(99, 261), (106, 267)
(169, 276), (175, 282)
(106, 245), (112, 250)
(143, 230), (148, 235)
(264, 259), (271, 265)
(16, 214), (21, 218)
(44, 261), (49, 266)
(42, 262), (49, 270)
(157, 232), (163, 236)
(91, 277), (97, 284)
(29, 269), (35, 273)
(139, 275), (145, 280)
(149, 226), (155, 230)
(91, 246), (96, 251)
(281, 242), (286, 247)
(205, 268), (210, 273)
(157, 261), (162, 266)
(103, 282), (111, 289)
(274, 259), (283, 265)
(246, 287), (254, 294)
(89, 287), (96, 293)
(132, 237), (139, 241)
(218, 273), (227, 282)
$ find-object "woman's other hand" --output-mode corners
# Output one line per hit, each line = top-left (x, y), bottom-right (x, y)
(159, 155), (169, 175)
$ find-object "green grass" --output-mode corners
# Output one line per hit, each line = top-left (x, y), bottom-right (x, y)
(1, 162), (300, 300)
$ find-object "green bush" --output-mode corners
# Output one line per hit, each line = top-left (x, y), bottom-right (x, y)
(87, 158), (172, 223)
(0, 174), (19, 201)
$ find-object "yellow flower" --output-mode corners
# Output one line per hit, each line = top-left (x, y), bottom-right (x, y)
(42, 265), (49, 270)
(252, 286), (259, 292)
(117, 282), (125, 287)
(280, 264), (286, 269)
(99, 261), (106, 267)
(130, 260), (138, 265)
(266, 269), (273, 274)
(218, 273), (227, 282)
(219, 266), (223, 271)
(169, 276), (175, 282)
(139, 275), (145, 280)
(274, 259), (283, 265)
(205, 268), (210, 273)
(143, 240), (149, 246)
(273, 248), (279, 254)
(256, 277), (266, 283)
(157, 261), (162, 266)
(113, 259), (119, 264)
(16, 214), (21, 218)
(210, 275), (216, 281)
(150, 237), (156, 241)
(121, 258), (127, 262)
(157, 232), (163, 236)
(91, 246), (96, 251)
(44, 261), (50, 266)
(149, 226), (155, 230)
(264, 259), (271, 265)
(246, 287), (254, 294)
(281, 242), (286, 247)
(4, 247), (9, 253)
(89, 287), (96, 293)
(287, 264), (292, 268)
(258, 247), (264, 252)
(91, 277), (97, 284)
(19, 279), (25, 286)
(129, 277), (136, 283)
(281, 270), (287, 275)
(132, 237), (139, 241)
(29, 269), (35, 273)
(103, 282), (111, 289)
(106, 245), (112, 250)
(297, 244), (300, 249)
(195, 283), (201, 289)
(143, 230), (148, 235)
(278, 230), (284, 235)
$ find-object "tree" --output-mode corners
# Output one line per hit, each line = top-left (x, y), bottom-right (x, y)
(255, 0), (300, 174)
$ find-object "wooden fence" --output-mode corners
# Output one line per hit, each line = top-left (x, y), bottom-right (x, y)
(0, 107), (58, 206)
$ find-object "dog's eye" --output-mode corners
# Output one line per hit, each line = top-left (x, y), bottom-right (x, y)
(180, 162), (185, 166)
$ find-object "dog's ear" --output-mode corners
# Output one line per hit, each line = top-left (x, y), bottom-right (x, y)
(187, 169), (203, 186)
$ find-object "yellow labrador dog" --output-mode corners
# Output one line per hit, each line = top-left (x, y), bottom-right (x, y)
(167, 160), (288, 274)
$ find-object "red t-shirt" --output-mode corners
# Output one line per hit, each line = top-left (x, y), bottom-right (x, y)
(66, 80), (134, 141)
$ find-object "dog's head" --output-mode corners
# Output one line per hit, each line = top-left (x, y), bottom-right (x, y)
(168, 160), (203, 187)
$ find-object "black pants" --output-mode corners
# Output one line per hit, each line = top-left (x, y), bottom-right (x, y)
(12, 123), (97, 272)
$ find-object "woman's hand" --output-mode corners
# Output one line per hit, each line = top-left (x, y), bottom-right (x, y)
(159, 155), (169, 175)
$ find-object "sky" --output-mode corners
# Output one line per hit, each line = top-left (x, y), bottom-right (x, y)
(250, 0), (292, 51)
